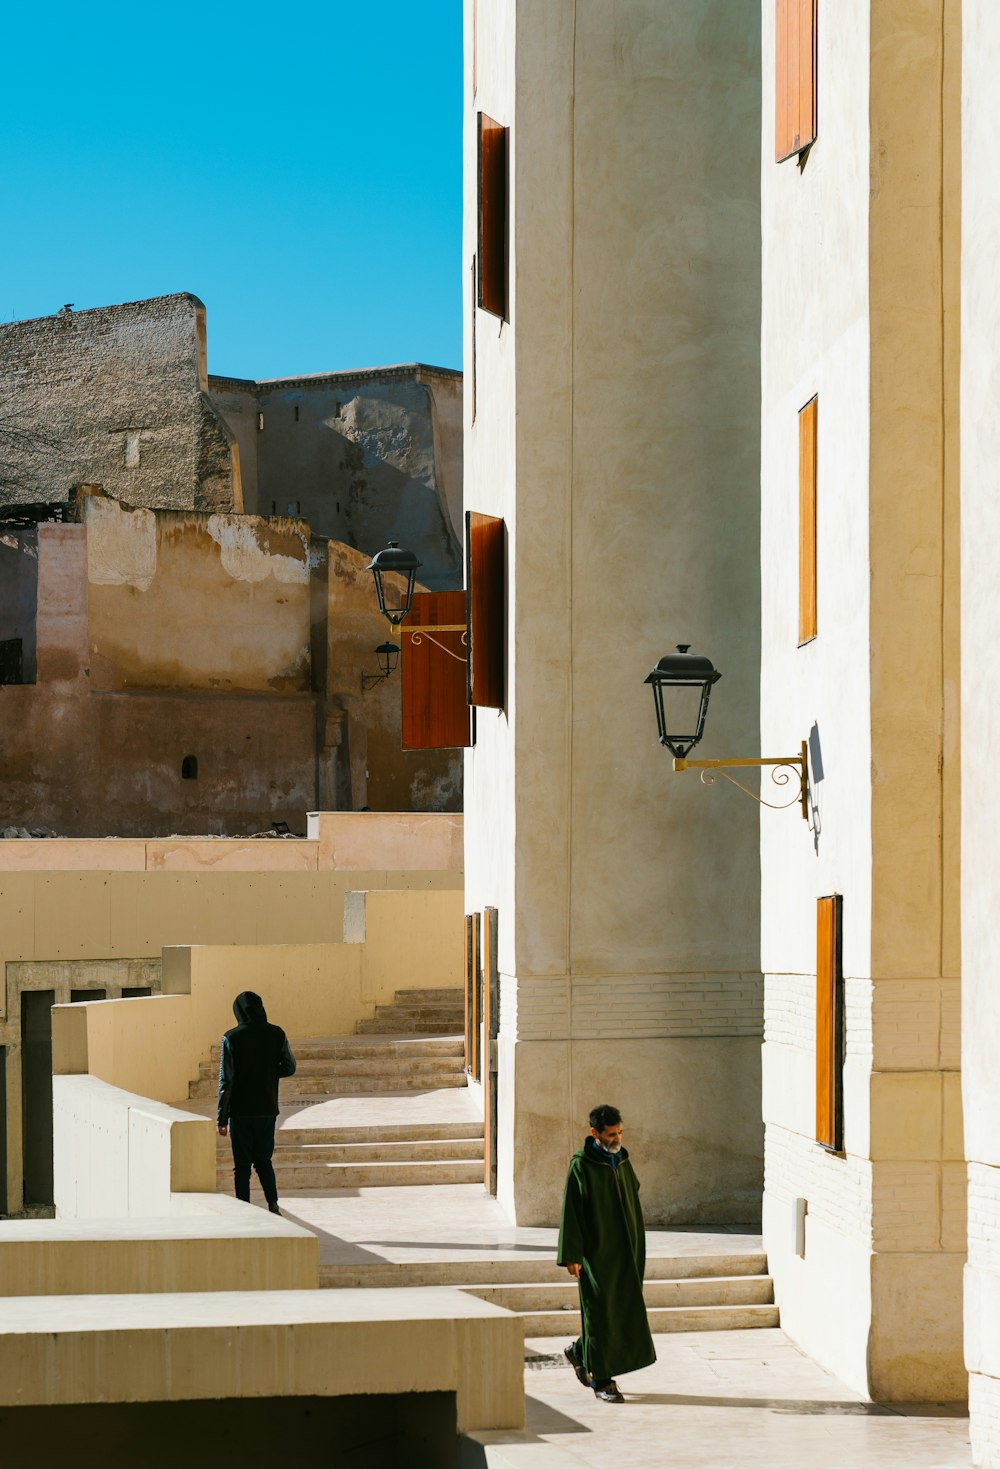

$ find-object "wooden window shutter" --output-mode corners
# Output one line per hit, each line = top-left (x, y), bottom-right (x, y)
(775, 0), (817, 163)
(401, 590), (472, 749)
(478, 112), (508, 319)
(815, 894), (843, 1151)
(798, 395), (818, 644)
(483, 906), (499, 1195)
(466, 510), (505, 708)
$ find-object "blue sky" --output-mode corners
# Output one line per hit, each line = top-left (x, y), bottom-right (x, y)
(0, 2), (463, 379)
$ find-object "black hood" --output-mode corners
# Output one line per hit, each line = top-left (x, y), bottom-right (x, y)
(233, 990), (267, 1025)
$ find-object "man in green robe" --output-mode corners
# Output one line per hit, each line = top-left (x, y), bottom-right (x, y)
(557, 1103), (656, 1403)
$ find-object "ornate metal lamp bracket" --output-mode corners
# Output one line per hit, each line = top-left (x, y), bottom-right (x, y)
(672, 740), (809, 821)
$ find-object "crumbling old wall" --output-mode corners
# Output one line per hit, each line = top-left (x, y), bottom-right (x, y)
(209, 365), (463, 590)
(0, 499), (461, 836)
(0, 295), (240, 513)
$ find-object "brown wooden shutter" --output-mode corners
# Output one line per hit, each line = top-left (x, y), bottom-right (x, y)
(466, 511), (505, 709)
(815, 894), (843, 1151)
(483, 906), (499, 1195)
(401, 590), (471, 749)
(798, 395), (818, 644)
(775, 0), (817, 163)
(478, 113), (508, 319)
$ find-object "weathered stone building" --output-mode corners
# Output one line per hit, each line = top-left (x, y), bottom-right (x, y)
(0, 293), (464, 590)
(0, 492), (462, 837)
(210, 365), (463, 590)
(0, 295), (239, 514)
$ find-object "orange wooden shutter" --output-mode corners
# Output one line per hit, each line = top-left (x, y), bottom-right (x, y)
(815, 894), (842, 1150)
(798, 396), (818, 644)
(775, 0), (817, 163)
(466, 510), (505, 709)
(470, 911), (481, 1080)
(478, 113), (508, 319)
(402, 590), (471, 749)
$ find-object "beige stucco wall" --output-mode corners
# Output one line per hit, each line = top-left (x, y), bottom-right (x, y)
(962, 0), (1000, 1459)
(463, 0), (763, 1225)
(760, 0), (963, 1400)
(0, 864), (462, 1215)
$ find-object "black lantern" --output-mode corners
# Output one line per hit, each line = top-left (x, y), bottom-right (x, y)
(644, 645), (721, 759)
(367, 540), (421, 626)
(375, 641), (400, 678)
(361, 641), (401, 691)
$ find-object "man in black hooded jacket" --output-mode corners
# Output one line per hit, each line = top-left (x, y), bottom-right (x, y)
(217, 991), (296, 1214)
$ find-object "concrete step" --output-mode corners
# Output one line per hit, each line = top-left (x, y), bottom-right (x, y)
(189, 1072), (468, 1099)
(393, 988), (464, 1005)
(273, 1122), (485, 1146)
(243, 1158), (485, 1189)
(464, 1275), (774, 1313)
(209, 1037), (464, 1062)
(519, 1303), (780, 1336)
(356, 1016), (463, 1034)
(319, 1253), (769, 1290)
(215, 1138), (485, 1165)
(199, 1054), (465, 1080)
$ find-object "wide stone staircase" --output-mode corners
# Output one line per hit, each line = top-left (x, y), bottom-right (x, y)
(319, 1250), (778, 1336)
(192, 986), (484, 1193)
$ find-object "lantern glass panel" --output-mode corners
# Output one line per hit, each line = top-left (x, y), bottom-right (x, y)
(660, 681), (708, 751)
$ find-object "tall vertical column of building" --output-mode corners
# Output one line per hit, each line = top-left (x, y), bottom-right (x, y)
(962, 3), (1000, 1461)
(463, 0), (763, 1225)
(760, 0), (962, 1399)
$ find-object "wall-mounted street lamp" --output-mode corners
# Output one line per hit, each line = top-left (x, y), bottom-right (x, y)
(361, 641), (400, 692)
(367, 541), (421, 626)
(644, 645), (808, 819)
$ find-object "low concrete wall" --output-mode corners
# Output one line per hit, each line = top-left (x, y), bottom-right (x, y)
(53, 888), (464, 1113)
(0, 1200), (318, 1296)
(0, 1286), (523, 1433)
(344, 889), (466, 996)
(307, 811), (464, 871)
(0, 813), (464, 874)
(52, 1074), (215, 1219)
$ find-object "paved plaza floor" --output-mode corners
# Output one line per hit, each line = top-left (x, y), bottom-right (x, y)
(514, 1329), (970, 1468)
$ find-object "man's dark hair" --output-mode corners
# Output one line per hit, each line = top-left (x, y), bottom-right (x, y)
(589, 1103), (622, 1131)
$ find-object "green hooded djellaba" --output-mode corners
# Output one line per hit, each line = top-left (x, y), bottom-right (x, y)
(556, 1137), (656, 1382)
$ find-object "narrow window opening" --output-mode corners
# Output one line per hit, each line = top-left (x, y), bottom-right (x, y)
(257, 412), (264, 432)
(181, 755), (198, 780)
(286, 501), (300, 516)
(294, 405), (300, 422)
(271, 501), (277, 516)
(335, 401), (342, 417)
(0, 637), (24, 686)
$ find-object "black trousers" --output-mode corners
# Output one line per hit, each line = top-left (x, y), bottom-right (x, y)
(229, 1114), (278, 1205)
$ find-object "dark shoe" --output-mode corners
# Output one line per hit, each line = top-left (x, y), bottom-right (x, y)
(564, 1342), (591, 1388)
(268, 1202), (281, 1215)
(592, 1380), (624, 1403)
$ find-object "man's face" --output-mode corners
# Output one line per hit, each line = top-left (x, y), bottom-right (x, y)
(591, 1122), (623, 1153)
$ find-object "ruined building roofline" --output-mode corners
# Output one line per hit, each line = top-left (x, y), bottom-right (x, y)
(208, 362), (462, 391)
(0, 292), (206, 334)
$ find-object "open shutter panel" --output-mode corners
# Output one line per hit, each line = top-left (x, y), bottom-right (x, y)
(798, 396), (818, 643)
(478, 113), (508, 319)
(466, 510), (505, 709)
(401, 590), (472, 750)
(815, 894), (843, 1150)
(775, 0), (817, 163)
